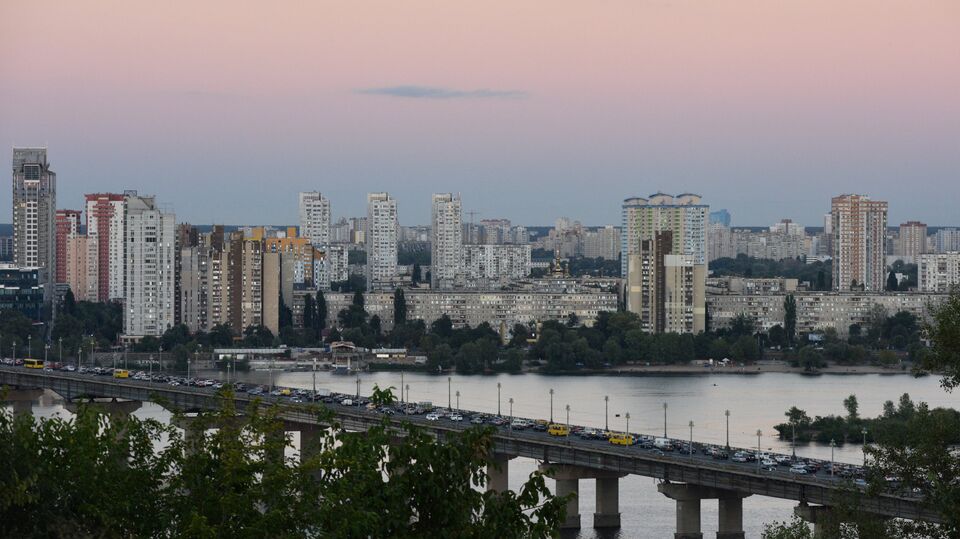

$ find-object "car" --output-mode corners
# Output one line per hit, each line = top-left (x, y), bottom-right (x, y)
(731, 453), (748, 463)
(547, 424), (570, 436)
(425, 413), (440, 421)
(789, 465), (809, 475)
(761, 458), (777, 467)
(471, 416), (485, 425)
(449, 414), (463, 421)
(510, 419), (527, 430)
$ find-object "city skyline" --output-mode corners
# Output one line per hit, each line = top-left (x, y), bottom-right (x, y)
(2, 1), (958, 227)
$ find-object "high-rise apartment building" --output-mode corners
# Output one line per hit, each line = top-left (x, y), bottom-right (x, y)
(314, 244), (350, 289)
(709, 209), (731, 227)
(918, 252), (960, 293)
(298, 192), (331, 247)
(12, 148), (56, 285)
(935, 228), (960, 253)
(626, 231), (706, 334)
(621, 193), (707, 334)
(124, 193), (176, 337)
(431, 193), (463, 289)
(55, 209), (81, 284)
(85, 193), (126, 301)
(365, 192), (398, 289)
(831, 194), (888, 291)
(621, 193), (708, 278)
(65, 235), (91, 301)
(463, 244), (531, 283)
(897, 221), (928, 259)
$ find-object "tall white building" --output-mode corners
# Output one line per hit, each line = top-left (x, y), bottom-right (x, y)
(298, 192), (331, 247)
(314, 244), (350, 289)
(431, 193), (463, 288)
(124, 193), (176, 337)
(365, 192), (398, 289)
(621, 193), (708, 277)
(831, 194), (888, 291)
(935, 228), (960, 253)
(12, 148), (56, 285)
(918, 252), (960, 293)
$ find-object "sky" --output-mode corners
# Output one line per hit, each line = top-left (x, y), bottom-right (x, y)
(1, 0), (958, 227)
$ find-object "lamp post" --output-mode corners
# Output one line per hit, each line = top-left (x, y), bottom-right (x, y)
(456, 390), (460, 411)
(604, 395), (609, 431)
(400, 371), (405, 404)
(59, 337), (62, 362)
(356, 375), (361, 407)
(756, 430), (762, 472)
(28, 334), (32, 358)
(565, 404), (570, 433)
(44, 344), (49, 364)
(124, 344), (128, 370)
(663, 402), (668, 437)
(159, 345), (163, 373)
(509, 397), (514, 430)
(549, 388), (554, 423)
(187, 358), (191, 380)
(862, 428), (868, 466)
(497, 382), (501, 416)
(688, 421), (694, 456)
(725, 410), (731, 450)
(312, 358), (317, 397)
(830, 439), (836, 477)
(405, 384), (410, 404)
(77, 347), (81, 370)
(13, 342), (17, 362)
(448, 376), (452, 411)
(625, 412), (630, 435)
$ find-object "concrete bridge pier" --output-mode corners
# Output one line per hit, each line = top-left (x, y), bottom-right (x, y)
(795, 502), (837, 538)
(486, 453), (515, 494)
(658, 483), (751, 539)
(2, 388), (43, 419)
(593, 475), (622, 528)
(65, 398), (142, 422)
(539, 463), (582, 529)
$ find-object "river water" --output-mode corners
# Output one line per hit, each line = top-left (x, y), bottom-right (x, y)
(11, 370), (957, 538)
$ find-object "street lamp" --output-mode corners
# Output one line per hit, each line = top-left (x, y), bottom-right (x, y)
(448, 376), (452, 411)
(187, 358), (191, 380)
(756, 430), (762, 472)
(604, 395), (609, 431)
(509, 397), (514, 429)
(356, 375), (361, 406)
(400, 371), (405, 404)
(12, 342), (17, 362)
(549, 388), (554, 423)
(456, 390), (460, 411)
(565, 404), (570, 433)
(497, 382), (501, 416)
(405, 384), (410, 404)
(44, 344), (49, 364)
(312, 358), (317, 397)
(58, 337), (62, 362)
(663, 402), (668, 437)
(688, 421), (694, 456)
(625, 412), (630, 435)
(28, 334), (32, 358)
(725, 410), (731, 450)
(77, 347), (81, 369)
(830, 439), (836, 476)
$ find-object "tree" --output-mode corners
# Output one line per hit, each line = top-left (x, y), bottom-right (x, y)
(784, 295), (797, 344)
(315, 290), (327, 332)
(0, 395), (567, 538)
(394, 288), (407, 325)
(352, 289), (365, 308)
(762, 517), (813, 539)
(62, 289), (77, 316)
(303, 294), (315, 334)
(843, 394), (859, 421)
(886, 271), (899, 291)
(768, 325), (786, 348)
(412, 263), (422, 284)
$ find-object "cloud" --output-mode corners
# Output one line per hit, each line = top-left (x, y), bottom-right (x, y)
(355, 85), (526, 100)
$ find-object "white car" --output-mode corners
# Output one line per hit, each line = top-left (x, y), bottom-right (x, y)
(790, 465), (809, 474)
(425, 413), (440, 421)
(449, 414), (463, 421)
(761, 458), (777, 467)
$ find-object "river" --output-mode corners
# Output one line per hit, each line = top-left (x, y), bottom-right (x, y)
(12, 370), (957, 538)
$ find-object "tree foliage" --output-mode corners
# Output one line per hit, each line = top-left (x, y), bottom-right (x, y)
(0, 393), (568, 538)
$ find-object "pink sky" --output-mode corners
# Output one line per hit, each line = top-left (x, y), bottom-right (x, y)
(2, 0), (958, 225)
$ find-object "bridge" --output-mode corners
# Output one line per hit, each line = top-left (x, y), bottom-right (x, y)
(1, 366), (941, 539)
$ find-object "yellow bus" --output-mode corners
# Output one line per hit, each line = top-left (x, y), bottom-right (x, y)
(23, 359), (43, 369)
(547, 424), (570, 437)
(113, 369), (130, 379)
(609, 433), (635, 446)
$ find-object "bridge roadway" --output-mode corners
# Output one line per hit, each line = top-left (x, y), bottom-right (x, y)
(1, 366), (942, 537)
